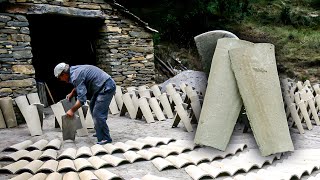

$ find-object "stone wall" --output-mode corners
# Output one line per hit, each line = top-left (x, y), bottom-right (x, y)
(0, 13), (36, 98)
(0, 0), (155, 99)
(96, 9), (155, 87)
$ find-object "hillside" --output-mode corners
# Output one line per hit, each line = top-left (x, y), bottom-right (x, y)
(117, 0), (320, 82)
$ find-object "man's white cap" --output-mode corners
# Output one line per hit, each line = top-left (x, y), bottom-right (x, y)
(54, 62), (67, 77)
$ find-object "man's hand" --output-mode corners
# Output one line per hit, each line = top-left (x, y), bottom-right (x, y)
(66, 109), (75, 117)
(66, 93), (73, 101)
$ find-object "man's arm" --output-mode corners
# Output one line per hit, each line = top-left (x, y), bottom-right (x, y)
(67, 88), (76, 101)
(66, 99), (82, 117)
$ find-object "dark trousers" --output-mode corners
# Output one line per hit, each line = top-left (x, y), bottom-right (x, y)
(90, 79), (116, 142)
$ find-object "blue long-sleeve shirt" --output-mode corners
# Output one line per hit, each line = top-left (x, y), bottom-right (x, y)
(69, 65), (111, 104)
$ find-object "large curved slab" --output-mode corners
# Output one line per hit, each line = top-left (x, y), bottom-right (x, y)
(194, 38), (253, 151)
(229, 43), (294, 156)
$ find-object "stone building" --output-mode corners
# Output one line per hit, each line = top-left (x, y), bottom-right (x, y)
(0, 0), (157, 102)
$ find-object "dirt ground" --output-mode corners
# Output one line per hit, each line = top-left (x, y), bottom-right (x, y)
(1, 107), (320, 180)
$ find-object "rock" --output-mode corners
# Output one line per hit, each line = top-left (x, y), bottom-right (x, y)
(12, 50), (33, 59)
(0, 78), (35, 88)
(194, 30), (238, 75)
(12, 65), (35, 75)
(129, 31), (152, 38)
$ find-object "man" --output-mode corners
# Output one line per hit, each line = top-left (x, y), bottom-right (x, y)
(54, 63), (116, 145)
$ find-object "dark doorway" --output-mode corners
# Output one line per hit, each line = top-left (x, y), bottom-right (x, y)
(27, 14), (104, 104)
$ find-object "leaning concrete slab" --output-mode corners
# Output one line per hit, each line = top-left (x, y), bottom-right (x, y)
(60, 99), (82, 130)
(194, 30), (238, 75)
(76, 107), (89, 137)
(229, 43), (294, 156)
(173, 104), (193, 132)
(115, 86), (124, 110)
(149, 98), (166, 121)
(121, 93), (137, 119)
(50, 102), (65, 129)
(32, 103), (44, 128)
(159, 93), (174, 119)
(0, 109), (6, 129)
(26, 93), (41, 105)
(194, 38), (253, 151)
(15, 97), (42, 136)
(62, 115), (79, 141)
(109, 96), (120, 115)
(138, 97), (155, 123)
(0, 97), (17, 128)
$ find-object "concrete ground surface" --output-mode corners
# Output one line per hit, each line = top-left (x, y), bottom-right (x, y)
(0, 107), (320, 180)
